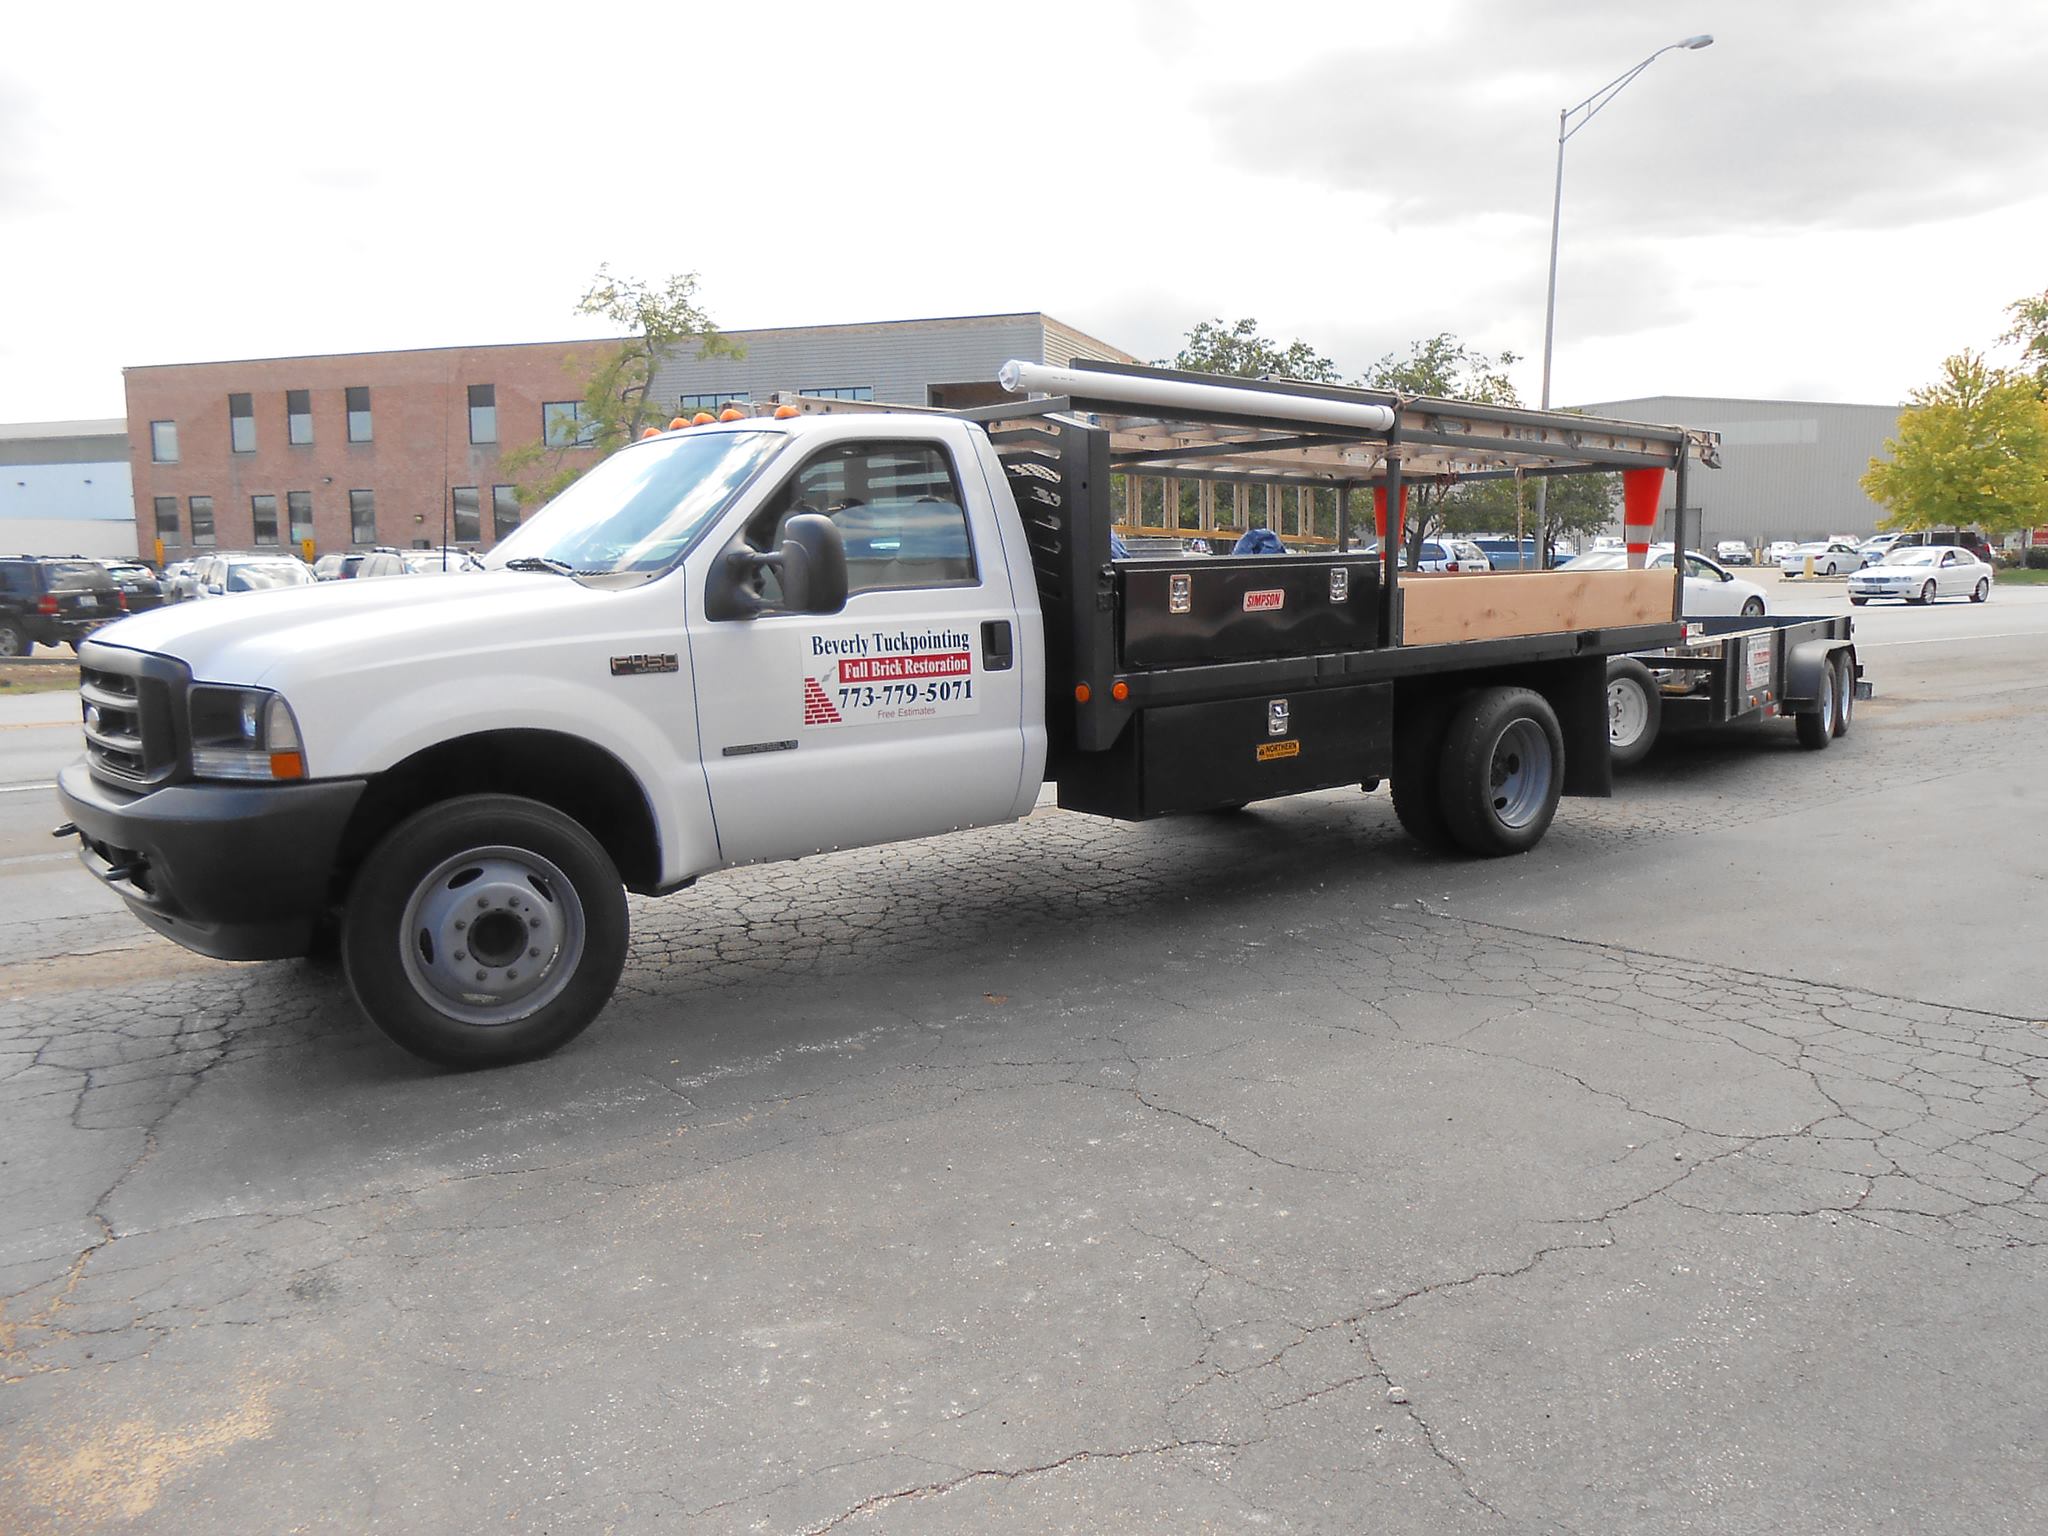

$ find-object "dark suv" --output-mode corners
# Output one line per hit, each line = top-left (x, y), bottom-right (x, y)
(0, 557), (125, 657)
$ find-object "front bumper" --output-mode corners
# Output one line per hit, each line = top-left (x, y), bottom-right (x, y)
(56, 760), (366, 960)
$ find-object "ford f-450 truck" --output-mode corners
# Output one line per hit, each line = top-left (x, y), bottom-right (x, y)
(58, 361), (1740, 1067)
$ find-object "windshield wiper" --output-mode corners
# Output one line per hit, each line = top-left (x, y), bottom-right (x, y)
(503, 556), (577, 576)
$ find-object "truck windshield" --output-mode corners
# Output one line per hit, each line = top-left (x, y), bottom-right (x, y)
(486, 429), (786, 577)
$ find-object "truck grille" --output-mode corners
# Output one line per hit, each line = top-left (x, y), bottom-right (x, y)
(78, 648), (187, 788)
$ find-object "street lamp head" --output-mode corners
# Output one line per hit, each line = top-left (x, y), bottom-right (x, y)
(1680, 34), (1714, 49)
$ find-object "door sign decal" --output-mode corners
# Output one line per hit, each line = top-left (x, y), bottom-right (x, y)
(804, 627), (980, 728)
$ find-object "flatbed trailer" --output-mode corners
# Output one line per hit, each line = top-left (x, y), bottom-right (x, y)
(1606, 614), (1870, 764)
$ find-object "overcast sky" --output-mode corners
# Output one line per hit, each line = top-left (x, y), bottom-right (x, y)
(5, 0), (2044, 422)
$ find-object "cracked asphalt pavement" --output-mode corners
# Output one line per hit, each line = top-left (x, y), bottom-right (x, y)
(3, 588), (2046, 1533)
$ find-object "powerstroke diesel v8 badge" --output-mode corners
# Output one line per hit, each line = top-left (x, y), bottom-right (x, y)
(804, 628), (979, 728)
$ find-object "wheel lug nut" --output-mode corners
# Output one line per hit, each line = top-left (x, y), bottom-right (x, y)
(475, 969), (487, 981)
(528, 947), (540, 958)
(508, 896), (519, 909)
(507, 970), (518, 980)
(477, 897), (489, 909)
(454, 919), (467, 931)
(454, 950), (466, 961)
(529, 917), (541, 928)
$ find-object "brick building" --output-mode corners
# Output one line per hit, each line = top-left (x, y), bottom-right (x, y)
(122, 313), (1132, 564)
(123, 338), (619, 563)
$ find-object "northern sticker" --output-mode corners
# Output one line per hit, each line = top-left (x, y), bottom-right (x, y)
(1256, 739), (1300, 762)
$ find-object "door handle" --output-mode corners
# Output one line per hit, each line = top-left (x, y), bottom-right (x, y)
(981, 620), (1014, 672)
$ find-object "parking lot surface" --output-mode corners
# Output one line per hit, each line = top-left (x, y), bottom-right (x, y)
(4, 586), (2046, 1533)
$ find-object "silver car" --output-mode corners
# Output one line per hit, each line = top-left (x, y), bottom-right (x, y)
(1847, 545), (1993, 606)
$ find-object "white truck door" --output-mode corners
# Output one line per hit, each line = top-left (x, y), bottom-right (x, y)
(687, 432), (1029, 866)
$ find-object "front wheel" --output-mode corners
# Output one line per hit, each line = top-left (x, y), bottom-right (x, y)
(1605, 658), (1662, 769)
(1440, 687), (1565, 856)
(342, 794), (629, 1067)
(1916, 581), (1936, 606)
(1849, 596), (1869, 606)
(1741, 597), (1766, 619)
(1972, 579), (1990, 603)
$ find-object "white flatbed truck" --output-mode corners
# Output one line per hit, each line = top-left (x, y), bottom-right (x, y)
(58, 361), (1724, 1066)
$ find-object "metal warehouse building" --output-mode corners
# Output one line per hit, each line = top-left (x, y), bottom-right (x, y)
(1574, 395), (1909, 548)
(1, 419), (138, 558)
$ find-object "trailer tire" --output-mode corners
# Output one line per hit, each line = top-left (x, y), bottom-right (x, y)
(1604, 658), (1661, 769)
(1440, 688), (1565, 857)
(1796, 664), (1835, 751)
(1390, 694), (1457, 852)
(1832, 652), (1854, 738)
(343, 793), (629, 1068)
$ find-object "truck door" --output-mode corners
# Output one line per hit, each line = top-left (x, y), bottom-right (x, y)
(687, 433), (1029, 866)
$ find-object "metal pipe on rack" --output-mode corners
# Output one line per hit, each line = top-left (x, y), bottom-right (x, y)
(998, 361), (1398, 433)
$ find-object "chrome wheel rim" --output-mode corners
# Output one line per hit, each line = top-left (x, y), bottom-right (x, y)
(1488, 718), (1553, 829)
(1607, 678), (1649, 749)
(398, 845), (585, 1026)
(1922, 583), (1935, 604)
(1975, 580), (1989, 601)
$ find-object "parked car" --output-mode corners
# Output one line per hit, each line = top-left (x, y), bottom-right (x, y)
(1857, 532), (1906, 567)
(313, 548), (409, 581)
(187, 553), (319, 599)
(1560, 546), (1769, 618)
(97, 560), (165, 611)
(0, 555), (125, 655)
(1359, 539), (1492, 572)
(1847, 545), (1993, 605)
(160, 559), (203, 603)
(1764, 540), (1799, 564)
(402, 548), (485, 575)
(1473, 536), (1540, 570)
(1714, 540), (1753, 565)
(1886, 527), (2001, 565)
(1779, 540), (1866, 576)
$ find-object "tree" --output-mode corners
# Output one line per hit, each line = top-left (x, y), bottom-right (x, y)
(1168, 318), (1341, 382)
(1861, 351), (2048, 538)
(1999, 287), (2048, 397)
(501, 265), (743, 504)
(1359, 335), (1522, 563)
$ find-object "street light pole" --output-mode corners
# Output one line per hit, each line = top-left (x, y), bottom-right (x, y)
(1534, 34), (1712, 553)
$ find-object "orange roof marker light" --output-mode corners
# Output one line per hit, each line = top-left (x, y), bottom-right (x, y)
(692, 412), (717, 425)
(668, 417), (689, 431)
(719, 407), (746, 422)
(774, 404), (802, 419)
(640, 426), (662, 439)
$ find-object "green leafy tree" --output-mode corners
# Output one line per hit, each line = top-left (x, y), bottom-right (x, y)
(502, 265), (744, 505)
(1359, 335), (1522, 562)
(1168, 318), (1341, 382)
(1862, 351), (2048, 538)
(2000, 287), (2048, 396)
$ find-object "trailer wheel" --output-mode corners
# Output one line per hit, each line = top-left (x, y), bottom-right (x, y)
(1390, 694), (1456, 852)
(342, 794), (629, 1067)
(1832, 652), (1854, 738)
(1796, 664), (1835, 751)
(1604, 658), (1662, 769)
(1440, 688), (1565, 857)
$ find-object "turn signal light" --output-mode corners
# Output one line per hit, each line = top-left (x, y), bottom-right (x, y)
(774, 404), (801, 419)
(268, 751), (306, 781)
(1074, 683), (1092, 703)
(1110, 680), (1129, 701)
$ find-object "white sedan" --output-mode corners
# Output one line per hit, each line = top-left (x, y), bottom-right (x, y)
(1559, 547), (1770, 618)
(1779, 539), (1867, 576)
(1847, 545), (1994, 606)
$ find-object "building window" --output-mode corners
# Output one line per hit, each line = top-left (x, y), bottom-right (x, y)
(451, 486), (481, 543)
(190, 495), (217, 547)
(287, 389), (313, 445)
(287, 491), (313, 545)
(679, 391), (750, 414)
(799, 386), (874, 402)
(491, 484), (520, 540)
(153, 495), (180, 542)
(468, 384), (497, 445)
(349, 489), (377, 545)
(150, 421), (179, 463)
(229, 393), (256, 453)
(542, 400), (597, 448)
(346, 386), (373, 443)
(251, 494), (279, 545)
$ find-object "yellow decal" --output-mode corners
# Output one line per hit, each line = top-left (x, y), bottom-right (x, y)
(1256, 739), (1300, 762)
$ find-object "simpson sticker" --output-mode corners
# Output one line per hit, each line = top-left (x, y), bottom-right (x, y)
(804, 628), (980, 728)
(1243, 589), (1285, 612)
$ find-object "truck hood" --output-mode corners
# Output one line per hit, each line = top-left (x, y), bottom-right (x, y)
(87, 571), (640, 686)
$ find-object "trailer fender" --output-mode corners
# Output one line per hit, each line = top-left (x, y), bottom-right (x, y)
(1784, 639), (1848, 711)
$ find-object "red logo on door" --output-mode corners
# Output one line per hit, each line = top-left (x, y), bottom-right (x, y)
(802, 677), (841, 725)
(1243, 589), (1285, 612)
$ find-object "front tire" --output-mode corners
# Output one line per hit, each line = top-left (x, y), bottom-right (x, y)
(342, 794), (629, 1067)
(1972, 578), (1990, 603)
(1916, 581), (1936, 606)
(1849, 595), (1869, 606)
(1605, 658), (1662, 769)
(1741, 597), (1766, 619)
(1440, 687), (1565, 857)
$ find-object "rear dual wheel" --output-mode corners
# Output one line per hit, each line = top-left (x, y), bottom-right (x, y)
(1393, 687), (1565, 857)
(343, 794), (629, 1068)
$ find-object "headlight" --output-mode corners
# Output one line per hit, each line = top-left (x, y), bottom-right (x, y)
(188, 686), (307, 781)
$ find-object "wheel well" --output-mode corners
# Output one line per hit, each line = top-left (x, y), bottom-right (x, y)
(333, 730), (661, 898)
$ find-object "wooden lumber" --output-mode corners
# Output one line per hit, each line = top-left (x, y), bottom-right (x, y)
(1398, 569), (1674, 646)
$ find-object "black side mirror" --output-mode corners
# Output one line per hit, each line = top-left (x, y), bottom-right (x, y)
(706, 512), (849, 621)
